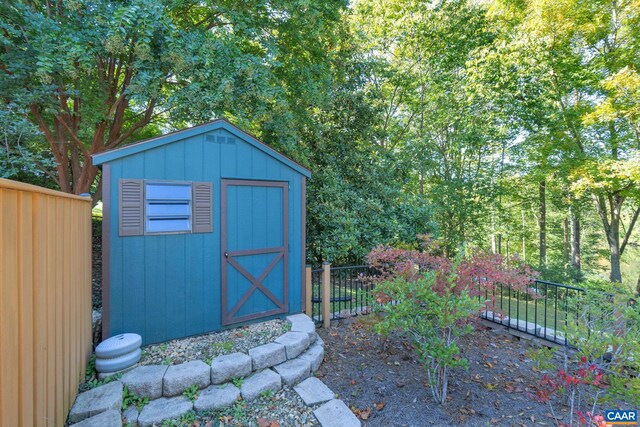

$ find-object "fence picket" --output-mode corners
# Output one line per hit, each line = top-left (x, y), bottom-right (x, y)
(0, 179), (92, 427)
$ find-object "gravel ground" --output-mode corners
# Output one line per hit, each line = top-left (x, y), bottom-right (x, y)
(192, 385), (320, 427)
(139, 319), (289, 365)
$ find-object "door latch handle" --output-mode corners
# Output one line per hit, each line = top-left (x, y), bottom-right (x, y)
(224, 252), (228, 258)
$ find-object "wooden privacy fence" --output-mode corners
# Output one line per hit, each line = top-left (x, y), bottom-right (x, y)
(0, 179), (92, 427)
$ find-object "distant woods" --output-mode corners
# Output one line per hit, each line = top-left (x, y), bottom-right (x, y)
(1, 0), (638, 288)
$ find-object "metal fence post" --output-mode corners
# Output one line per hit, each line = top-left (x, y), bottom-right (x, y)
(305, 265), (312, 317)
(322, 262), (331, 328)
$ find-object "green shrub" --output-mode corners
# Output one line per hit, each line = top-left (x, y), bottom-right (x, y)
(530, 290), (640, 426)
(579, 278), (630, 295)
(373, 270), (481, 404)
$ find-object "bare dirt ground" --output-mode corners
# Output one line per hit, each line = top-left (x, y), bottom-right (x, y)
(316, 316), (573, 427)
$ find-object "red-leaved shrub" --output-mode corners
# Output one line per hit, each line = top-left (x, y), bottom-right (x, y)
(367, 237), (537, 304)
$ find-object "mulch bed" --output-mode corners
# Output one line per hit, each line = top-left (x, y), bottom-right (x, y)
(316, 316), (572, 427)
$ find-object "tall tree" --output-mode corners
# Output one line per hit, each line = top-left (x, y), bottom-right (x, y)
(0, 0), (345, 197)
(475, 0), (640, 282)
(351, 0), (505, 256)
(539, 180), (547, 268)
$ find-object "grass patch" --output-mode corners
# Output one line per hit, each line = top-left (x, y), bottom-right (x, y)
(122, 386), (149, 411)
(212, 341), (234, 353)
(494, 296), (572, 330)
(183, 385), (200, 402)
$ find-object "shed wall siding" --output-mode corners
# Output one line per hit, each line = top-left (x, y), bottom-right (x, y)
(107, 129), (303, 344)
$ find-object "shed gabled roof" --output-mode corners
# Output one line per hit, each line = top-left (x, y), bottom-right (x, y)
(92, 118), (311, 178)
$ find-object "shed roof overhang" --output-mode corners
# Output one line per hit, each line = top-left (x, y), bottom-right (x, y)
(92, 118), (311, 178)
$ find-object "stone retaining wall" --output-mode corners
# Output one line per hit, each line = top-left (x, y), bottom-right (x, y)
(67, 314), (359, 427)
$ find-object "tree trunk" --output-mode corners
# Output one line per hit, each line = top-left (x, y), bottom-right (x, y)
(570, 208), (581, 271)
(609, 241), (622, 283)
(491, 212), (496, 254)
(608, 212), (622, 283)
(593, 193), (625, 283)
(521, 209), (526, 261)
(563, 217), (570, 263)
(539, 180), (547, 268)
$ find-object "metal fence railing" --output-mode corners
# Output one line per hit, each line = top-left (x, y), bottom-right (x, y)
(480, 279), (587, 345)
(307, 263), (599, 346)
(310, 267), (322, 322)
(309, 264), (376, 324)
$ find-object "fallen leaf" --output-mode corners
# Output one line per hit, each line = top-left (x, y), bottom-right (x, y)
(270, 422), (280, 427)
(220, 415), (233, 424)
(352, 408), (372, 420)
(350, 379), (357, 385)
(257, 418), (271, 427)
(375, 402), (385, 411)
(485, 361), (494, 369)
(485, 383), (496, 391)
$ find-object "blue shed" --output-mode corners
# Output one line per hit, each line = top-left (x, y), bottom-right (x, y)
(93, 119), (311, 345)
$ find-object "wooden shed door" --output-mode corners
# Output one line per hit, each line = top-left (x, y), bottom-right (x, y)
(221, 179), (288, 325)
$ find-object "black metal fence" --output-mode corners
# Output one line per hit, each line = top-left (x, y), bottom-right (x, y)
(310, 264), (596, 346)
(479, 279), (587, 345)
(311, 265), (376, 323)
(310, 267), (322, 321)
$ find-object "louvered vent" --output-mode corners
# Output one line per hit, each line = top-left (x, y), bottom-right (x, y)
(193, 182), (213, 233)
(119, 179), (144, 236)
